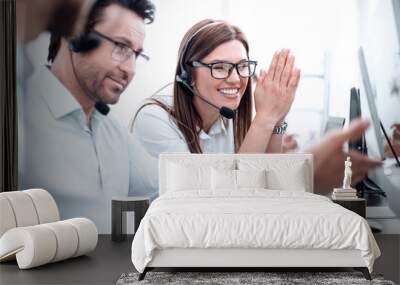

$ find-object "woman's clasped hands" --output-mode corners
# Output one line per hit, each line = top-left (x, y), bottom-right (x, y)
(253, 49), (301, 126)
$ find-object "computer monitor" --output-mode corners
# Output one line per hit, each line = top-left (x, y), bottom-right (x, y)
(349, 87), (365, 153)
(358, 47), (400, 164)
(358, 47), (385, 159)
(348, 85), (387, 210)
(392, 0), (400, 49)
(357, 46), (400, 219)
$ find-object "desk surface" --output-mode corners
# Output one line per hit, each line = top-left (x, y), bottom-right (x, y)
(0, 235), (133, 285)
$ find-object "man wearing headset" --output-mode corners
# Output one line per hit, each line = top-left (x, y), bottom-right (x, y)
(22, 0), (156, 233)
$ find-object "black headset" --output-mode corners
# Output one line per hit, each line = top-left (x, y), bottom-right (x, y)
(69, 32), (101, 53)
(175, 22), (217, 90)
(68, 32), (111, 115)
(175, 21), (235, 119)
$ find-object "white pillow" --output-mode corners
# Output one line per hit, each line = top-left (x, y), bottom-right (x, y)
(238, 159), (307, 191)
(167, 163), (211, 191)
(166, 158), (236, 192)
(266, 165), (306, 191)
(211, 168), (236, 190)
(211, 168), (268, 190)
(236, 169), (267, 189)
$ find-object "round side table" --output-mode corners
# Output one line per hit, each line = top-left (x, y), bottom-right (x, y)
(111, 196), (149, 242)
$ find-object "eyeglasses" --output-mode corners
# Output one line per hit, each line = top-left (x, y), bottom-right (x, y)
(191, 60), (257, 79)
(91, 30), (150, 62)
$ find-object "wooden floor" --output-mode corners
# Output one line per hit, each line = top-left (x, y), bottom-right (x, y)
(1, 222), (399, 284)
(0, 235), (134, 285)
(0, 235), (369, 284)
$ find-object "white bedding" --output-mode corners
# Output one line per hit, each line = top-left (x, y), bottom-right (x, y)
(131, 190), (380, 273)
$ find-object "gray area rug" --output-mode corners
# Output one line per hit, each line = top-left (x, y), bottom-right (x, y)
(116, 272), (396, 285)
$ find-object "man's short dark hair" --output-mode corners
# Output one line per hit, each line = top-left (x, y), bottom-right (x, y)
(47, 0), (155, 63)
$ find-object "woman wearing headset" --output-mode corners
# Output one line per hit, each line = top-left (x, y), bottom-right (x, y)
(130, 19), (300, 199)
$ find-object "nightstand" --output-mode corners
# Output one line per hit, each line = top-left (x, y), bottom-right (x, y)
(111, 196), (150, 242)
(332, 198), (366, 218)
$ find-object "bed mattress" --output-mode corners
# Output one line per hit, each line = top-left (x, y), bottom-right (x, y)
(131, 190), (380, 273)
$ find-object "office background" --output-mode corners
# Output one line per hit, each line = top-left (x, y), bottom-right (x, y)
(22, 0), (399, 151)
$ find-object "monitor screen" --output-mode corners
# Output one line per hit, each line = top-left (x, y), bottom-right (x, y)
(393, 0), (400, 49)
(358, 47), (385, 160)
(349, 87), (364, 153)
(357, 46), (400, 219)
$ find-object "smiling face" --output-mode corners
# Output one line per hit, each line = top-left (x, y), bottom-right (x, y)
(192, 39), (249, 112)
(72, 4), (145, 104)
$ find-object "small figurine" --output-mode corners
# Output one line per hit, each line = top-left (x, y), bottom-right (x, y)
(332, 157), (357, 199)
(342, 156), (352, 189)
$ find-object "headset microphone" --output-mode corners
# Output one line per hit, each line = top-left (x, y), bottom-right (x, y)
(219, 106), (235, 119)
(94, 101), (110, 115)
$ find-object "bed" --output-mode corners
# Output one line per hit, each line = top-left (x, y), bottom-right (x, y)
(131, 153), (380, 280)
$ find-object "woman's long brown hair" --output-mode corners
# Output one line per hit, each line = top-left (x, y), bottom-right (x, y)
(132, 19), (253, 153)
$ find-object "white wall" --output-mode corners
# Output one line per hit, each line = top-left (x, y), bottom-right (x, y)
(24, 0), (398, 147)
